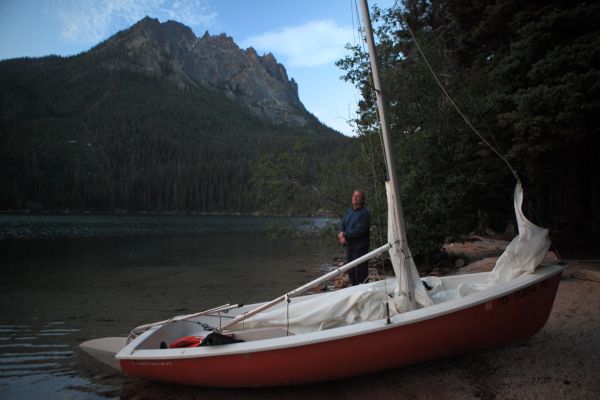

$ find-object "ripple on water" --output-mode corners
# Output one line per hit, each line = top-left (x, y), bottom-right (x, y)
(0, 322), (117, 399)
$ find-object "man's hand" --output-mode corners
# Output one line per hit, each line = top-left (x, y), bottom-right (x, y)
(337, 231), (346, 244)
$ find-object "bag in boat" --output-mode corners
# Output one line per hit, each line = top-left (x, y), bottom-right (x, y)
(169, 336), (203, 348)
(199, 332), (244, 346)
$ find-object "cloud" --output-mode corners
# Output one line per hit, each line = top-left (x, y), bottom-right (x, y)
(240, 20), (353, 67)
(53, 0), (217, 43)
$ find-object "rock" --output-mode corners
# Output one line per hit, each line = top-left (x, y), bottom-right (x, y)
(461, 257), (497, 273)
(333, 275), (350, 289)
(90, 18), (309, 127)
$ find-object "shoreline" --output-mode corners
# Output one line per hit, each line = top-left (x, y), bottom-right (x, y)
(0, 209), (335, 218)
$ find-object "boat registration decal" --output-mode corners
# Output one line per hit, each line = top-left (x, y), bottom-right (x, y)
(514, 285), (536, 299)
(485, 281), (548, 311)
(485, 295), (509, 311)
(131, 361), (173, 367)
(497, 295), (509, 306)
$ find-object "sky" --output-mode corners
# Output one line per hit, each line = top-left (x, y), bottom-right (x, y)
(0, 0), (395, 136)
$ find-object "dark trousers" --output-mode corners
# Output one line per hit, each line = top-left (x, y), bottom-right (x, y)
(347, 246), (369, 285)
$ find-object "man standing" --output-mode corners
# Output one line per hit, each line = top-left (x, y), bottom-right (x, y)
(338, 190), (371, 285)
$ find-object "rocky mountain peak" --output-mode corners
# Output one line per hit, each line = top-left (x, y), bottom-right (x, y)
(89, 18), (309, 127)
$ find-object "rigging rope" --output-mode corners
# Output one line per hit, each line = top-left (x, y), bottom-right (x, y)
(286, 295), (291, 336)
(352, 0), (385, 249)
(391, 0), (519, 181)
(384, 2), (560, 255)
(386, 2), (569, 251)
(352, 0), (390, 299)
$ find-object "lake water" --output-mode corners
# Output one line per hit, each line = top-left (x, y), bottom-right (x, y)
(0, 214), (344, 399)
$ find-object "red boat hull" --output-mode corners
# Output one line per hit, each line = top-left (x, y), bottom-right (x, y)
(119, 271), (561, 387)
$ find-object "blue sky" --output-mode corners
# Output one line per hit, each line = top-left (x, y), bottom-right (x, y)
(0, 0), (395, 136)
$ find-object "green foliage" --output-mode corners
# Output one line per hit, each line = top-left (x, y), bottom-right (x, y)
(337, 0), (600, 262)
(2, 0), (598, 262)
(338, 2), (481, 262)
(0, 54), (350, 215)
(450, 0), (600, 229)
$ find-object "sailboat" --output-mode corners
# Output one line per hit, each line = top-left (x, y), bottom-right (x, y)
(80, 0), (562, 387)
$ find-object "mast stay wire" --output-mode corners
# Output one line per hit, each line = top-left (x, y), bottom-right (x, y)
(385, 2), (560, 255)
(389, 1), (560, 238)
(353, 0), (390, 178)
(352, 0), (385, 250)
(390, 0), (519, 181)
(351, 0), (394, 296)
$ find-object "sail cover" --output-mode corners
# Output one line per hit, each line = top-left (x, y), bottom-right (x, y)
(233, 182), (434, 334)
(231, 280), (398, 334)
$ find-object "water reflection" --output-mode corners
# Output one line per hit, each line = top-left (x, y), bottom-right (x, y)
(0, 214), (331, 240)
(0, 214), (340, 399)
(0, 322), (117, 399)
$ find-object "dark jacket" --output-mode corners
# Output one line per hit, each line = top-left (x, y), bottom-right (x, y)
(339, 206), (370, 249)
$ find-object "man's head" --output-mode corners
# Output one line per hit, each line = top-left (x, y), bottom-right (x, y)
(352, 190), (365, 210)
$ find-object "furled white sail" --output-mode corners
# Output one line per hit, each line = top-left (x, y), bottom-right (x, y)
(386, 181), (434, 311)
(457, 181), (551, 296)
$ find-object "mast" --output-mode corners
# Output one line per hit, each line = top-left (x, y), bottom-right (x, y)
(360, 0), (416, 309)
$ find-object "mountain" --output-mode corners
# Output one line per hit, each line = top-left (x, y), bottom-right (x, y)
(0, 18), (350, 214)
(90, 17), (309, 127)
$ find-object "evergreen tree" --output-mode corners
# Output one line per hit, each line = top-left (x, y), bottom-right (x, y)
(338, 0), (600, 262)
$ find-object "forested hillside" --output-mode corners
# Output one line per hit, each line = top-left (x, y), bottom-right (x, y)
(0, 18), (349, 215)
(1, 1), (597, 262)
(339, 0), (599, 260)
